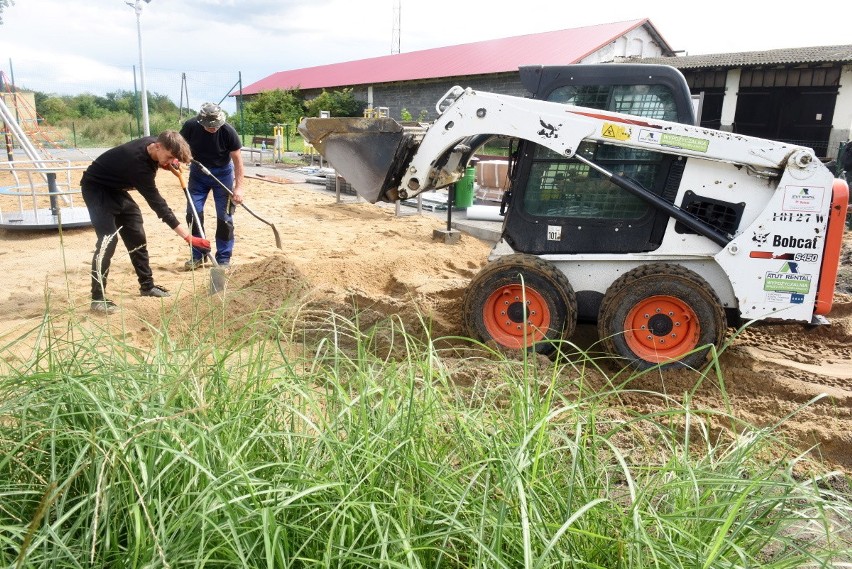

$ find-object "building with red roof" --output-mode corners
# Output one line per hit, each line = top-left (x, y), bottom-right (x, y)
(238, 18), (852, 160)
(239, 19), (673, 121)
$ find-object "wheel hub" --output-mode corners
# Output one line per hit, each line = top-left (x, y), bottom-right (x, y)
(647, 313), (673, 336)
(624, 295), (700, 359)
(482, 284), (551, 348)
(506, 301), (527, 323)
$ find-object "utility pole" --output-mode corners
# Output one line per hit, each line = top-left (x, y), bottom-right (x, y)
(127, 0), (152, 136)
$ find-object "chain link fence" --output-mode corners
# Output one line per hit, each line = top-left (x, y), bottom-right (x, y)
(3, 63), (267, 149)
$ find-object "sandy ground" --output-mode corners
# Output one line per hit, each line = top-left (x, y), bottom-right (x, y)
(1, 163), (851, 474)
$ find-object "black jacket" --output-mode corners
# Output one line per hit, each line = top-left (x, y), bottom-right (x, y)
(81, 137), (180, 229)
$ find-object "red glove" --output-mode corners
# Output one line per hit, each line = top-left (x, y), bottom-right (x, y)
(185, 235), (210, 252)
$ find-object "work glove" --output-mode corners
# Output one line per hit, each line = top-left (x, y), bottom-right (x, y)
(184, 235), (211, 253)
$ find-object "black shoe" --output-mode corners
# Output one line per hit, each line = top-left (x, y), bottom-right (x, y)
(90, 299), (118, 314)
(140, 285), (170, 298)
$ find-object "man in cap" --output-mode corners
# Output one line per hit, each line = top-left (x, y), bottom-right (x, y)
(179, 102), (245, 269)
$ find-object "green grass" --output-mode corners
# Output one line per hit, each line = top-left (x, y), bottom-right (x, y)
(0, 307), (850, 568)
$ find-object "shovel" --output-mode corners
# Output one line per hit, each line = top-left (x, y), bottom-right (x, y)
(190, 159), (282, 249)
(171, 165), (227, 294)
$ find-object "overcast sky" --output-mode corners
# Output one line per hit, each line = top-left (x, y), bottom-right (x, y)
(1, 0), (849, 114)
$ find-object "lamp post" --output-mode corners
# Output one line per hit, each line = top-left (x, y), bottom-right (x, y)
(126, 0), (152, 136)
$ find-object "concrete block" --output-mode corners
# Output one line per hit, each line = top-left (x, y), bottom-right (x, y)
(432, 228), (461, 244)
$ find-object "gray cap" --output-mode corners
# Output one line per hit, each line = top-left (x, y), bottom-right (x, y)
(197, 102), (226, 128)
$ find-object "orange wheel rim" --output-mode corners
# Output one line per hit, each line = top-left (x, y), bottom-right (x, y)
(624, 295), (700, 362)
(482, 284), (551, 349)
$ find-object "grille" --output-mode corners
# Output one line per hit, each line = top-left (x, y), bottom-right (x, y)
(675, 191), (744, 236)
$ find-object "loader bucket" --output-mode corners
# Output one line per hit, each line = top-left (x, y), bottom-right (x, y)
(298, 117), (415, 203)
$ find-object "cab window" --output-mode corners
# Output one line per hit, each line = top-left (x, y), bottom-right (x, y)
(522, 84), (679, 220)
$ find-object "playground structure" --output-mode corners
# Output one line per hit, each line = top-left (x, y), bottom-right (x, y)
(0, 74), (91, 230)
(0, 158), (91, 229)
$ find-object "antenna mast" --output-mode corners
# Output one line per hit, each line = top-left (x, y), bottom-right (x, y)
(391, 0), (400, 54)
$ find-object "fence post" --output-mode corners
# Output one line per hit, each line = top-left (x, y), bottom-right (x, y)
(48, 173), (59, 216)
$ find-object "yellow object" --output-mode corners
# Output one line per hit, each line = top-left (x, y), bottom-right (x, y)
(601, 122), (631, 141)
(363, 106), (389, 118)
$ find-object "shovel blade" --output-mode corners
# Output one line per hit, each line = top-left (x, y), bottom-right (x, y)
(298, 117), (417, 203)
(209, 266), (228, 295)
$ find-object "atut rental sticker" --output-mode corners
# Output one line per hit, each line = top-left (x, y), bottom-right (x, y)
(782, 186), (825, 212)
(638, 129), (709, 152)
(763, 261), (812, 294)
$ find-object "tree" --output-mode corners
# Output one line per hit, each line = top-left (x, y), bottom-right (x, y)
(241, 88), (305, 131)
(38, 96), (71, 124)
(104, 90), (138, 114)
(304, 88), (365, 118)
(147, 92), (179, 115)
(72, 94), (109, 120)
(0, 0), (14, 25)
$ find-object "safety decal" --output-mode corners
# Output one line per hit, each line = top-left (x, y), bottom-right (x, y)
(763, 262), (812, 294)
(638, 129), (709, 152)
(782, 186), (825, 212)
(601, 122), (631, 141)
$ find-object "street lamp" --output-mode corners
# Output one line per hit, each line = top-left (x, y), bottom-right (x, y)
(126, 0), (152, 136)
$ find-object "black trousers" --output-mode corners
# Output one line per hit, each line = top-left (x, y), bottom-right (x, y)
(81, 185), (154, 300)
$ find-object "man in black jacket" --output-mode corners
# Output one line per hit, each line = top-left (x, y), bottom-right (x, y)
(81, 130), (211, 314)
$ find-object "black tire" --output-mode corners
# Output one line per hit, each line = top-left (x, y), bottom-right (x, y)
(597, 263), (727, 370)
(463, 254), (577, 355)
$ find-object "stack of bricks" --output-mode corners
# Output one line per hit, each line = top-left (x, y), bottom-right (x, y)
(475, 160), (509, 204)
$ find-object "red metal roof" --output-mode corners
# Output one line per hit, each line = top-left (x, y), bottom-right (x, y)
(240, 19), (657, 95)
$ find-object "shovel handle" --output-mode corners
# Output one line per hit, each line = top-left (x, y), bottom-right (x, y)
(191, 159), (283, 249)
(171, 164), (219, 267)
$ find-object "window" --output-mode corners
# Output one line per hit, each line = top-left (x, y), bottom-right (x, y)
(522, 84), (678, 220)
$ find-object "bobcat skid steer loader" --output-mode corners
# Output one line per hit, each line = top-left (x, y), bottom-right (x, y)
(299, 64), (849, 369)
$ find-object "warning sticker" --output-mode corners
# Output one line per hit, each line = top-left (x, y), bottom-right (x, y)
(601, 122), (631, 141)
